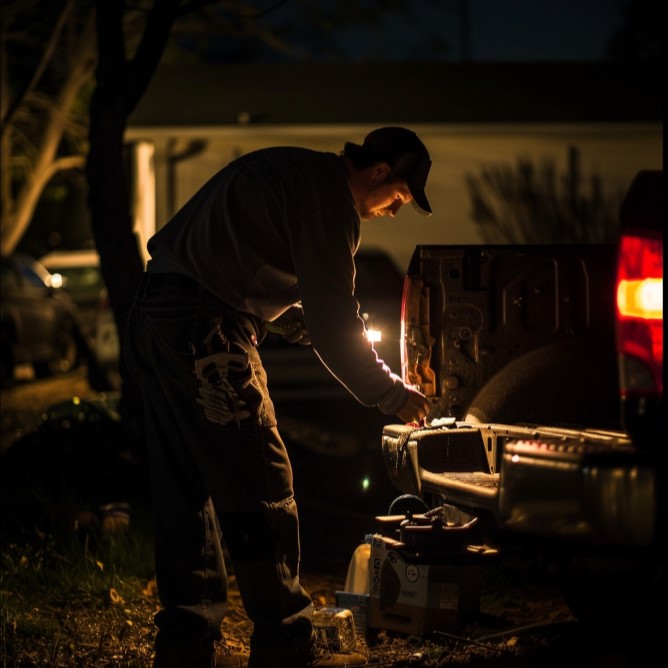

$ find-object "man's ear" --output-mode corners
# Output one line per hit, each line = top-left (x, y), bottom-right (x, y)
(370, 161), (392, 183)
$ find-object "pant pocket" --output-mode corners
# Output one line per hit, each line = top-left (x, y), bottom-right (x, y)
(193, 349), (276, 427)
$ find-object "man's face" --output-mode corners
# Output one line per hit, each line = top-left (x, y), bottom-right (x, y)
(357, 178), (413, 221)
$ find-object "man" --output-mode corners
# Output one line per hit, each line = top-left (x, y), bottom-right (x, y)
(124, 127), (433, 668)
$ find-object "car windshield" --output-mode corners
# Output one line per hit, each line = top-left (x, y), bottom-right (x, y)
(50, 266), (104, 293)
(11, 254), (52, 288)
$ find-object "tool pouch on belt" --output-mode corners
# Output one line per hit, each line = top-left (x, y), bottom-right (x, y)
(192, 311), (276, 428)
(264, 306), (311, 345)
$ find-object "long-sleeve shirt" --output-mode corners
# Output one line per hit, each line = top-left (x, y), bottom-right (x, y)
(145, 146), (408, 415)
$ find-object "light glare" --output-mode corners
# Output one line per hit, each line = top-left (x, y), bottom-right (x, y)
(618, 278), (663, 319)
(366, 328), (382, 343)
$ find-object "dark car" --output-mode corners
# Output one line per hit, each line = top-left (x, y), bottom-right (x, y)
(1, 253), (82, 387)
(39, 249), (107, 344)
(38, 249), (119, 369)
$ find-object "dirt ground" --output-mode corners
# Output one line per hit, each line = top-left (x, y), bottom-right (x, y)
(1, 368), (647, 666)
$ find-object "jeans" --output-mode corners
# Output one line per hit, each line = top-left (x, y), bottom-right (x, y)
(123, 272), (314, 664)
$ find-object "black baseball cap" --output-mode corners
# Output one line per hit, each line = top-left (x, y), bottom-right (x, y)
(362, 127), (432, 216)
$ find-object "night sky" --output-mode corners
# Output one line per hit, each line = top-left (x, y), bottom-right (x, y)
(308, 0), (631, 62)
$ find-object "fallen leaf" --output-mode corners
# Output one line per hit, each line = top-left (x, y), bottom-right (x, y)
(109, 588), (124, 605)
(142, 578), (157, 597)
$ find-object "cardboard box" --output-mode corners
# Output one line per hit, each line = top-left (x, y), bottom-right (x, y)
(367, 534), (482, 637)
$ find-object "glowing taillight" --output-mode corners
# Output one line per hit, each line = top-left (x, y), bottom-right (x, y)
(614, 170), (663, 446)
(616, 233), (663, 396)
(617, 278), (662, 319)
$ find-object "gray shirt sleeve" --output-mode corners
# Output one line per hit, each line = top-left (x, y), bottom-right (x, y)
(289, 202), (408, 412)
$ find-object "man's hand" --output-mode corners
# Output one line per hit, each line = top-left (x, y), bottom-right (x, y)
(396, 386), (430, 425)
(265, 307), (311, 345)
(285, 327), (311, 345)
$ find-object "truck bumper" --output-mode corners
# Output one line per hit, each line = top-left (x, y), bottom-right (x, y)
(382, 422), (656, 549)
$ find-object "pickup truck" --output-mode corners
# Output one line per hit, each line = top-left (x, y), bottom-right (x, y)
(380, 170), (663, 634)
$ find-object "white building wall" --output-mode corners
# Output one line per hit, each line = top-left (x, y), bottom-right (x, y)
(125, 122), (662, 273)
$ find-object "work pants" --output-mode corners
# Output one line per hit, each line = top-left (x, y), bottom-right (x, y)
(123, 272), (314, 666)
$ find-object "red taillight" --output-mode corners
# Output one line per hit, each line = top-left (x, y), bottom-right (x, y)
(616, 232), (663, 396)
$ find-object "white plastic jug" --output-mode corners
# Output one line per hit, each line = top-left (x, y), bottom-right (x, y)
(343, 542), (371, 595)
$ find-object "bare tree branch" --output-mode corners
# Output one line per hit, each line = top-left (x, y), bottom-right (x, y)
(1, 3), (97, 255)
(465, 150), (623, 245)
(1, 0), (75, 133)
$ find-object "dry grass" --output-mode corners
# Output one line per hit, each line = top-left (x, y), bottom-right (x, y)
(1, 370), (596, 667)
(0, 528), (578, 668)
(1, 527), (158, 667)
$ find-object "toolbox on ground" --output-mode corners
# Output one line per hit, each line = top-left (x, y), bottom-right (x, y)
(366, 505), (492, 637)
(367, 533), (484, 636)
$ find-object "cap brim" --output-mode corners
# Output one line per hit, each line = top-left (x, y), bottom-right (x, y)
(408, 153), (432, 216)
(410, 189), (432, 217)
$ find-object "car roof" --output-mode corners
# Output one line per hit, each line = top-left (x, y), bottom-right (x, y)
(39, 249), (100, 269)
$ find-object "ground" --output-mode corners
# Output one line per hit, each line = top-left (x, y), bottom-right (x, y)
(1, 368), (648, 666)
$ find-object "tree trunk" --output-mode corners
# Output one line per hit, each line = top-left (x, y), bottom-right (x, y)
(86, 0), (181, 466)
(86, 1), (148, 463)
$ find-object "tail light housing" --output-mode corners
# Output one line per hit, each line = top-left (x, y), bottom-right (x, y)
(615, 170), (663, 445)
(400, 276), (437, 396)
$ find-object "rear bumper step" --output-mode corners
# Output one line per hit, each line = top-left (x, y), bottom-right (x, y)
(382, 422), (656, 548)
